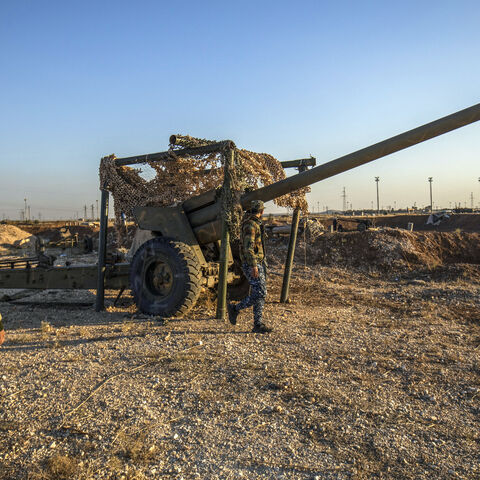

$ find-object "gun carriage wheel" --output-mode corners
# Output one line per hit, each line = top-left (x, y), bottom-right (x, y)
(129, 237), (202, 316)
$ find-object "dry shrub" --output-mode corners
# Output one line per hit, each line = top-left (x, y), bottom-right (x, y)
(121, 320), (137, 333)
(106, 454), (123, 472)
(114, 431), (156, 464)
(193, 289), (216, 315)
(41, 321), (55, 334)
(0, 420), (19, 432)
(45, 454), (78, 479)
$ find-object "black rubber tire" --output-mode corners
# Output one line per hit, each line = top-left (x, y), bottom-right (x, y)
(129, 237), (202, 317)
(357, 222), (367, 232)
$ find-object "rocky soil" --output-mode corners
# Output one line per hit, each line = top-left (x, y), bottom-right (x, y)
(0, 232), (479, 479)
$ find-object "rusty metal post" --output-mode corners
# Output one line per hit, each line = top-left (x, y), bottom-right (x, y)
(216, 147), (234, 320)
(95, 187), (109, 312)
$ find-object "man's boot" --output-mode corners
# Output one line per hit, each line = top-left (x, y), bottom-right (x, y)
(227, 303), (239, 325)
(252, 323), (272, 334)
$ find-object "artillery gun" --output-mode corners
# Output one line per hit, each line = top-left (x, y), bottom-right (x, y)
(1, 103), (480, 317)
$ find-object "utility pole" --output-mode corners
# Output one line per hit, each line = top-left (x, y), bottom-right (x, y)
(91, 204), (94, 220)
(428, 177), (433, 212)
(27, 206), (31, 222)
(471, 192), (474, 209)
(84, 205), (87, 220)
(24, 198), (27, 221)
(375, 177), (380, 213)
(342, 187), (347, 212)
(96, 199), (99, 220)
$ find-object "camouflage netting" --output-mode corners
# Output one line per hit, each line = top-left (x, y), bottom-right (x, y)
(99, 135), (309, 242)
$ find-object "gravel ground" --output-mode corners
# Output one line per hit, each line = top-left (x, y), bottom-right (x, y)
(0, 258), (479, 480)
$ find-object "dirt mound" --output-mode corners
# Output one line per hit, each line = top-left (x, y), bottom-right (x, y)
(0, 224), (32, 249)
(30, 226), (97, 243)
(305, 229), (480, 271)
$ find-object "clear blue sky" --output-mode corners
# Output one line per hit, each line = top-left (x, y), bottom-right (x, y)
(1, 0), (479, 219)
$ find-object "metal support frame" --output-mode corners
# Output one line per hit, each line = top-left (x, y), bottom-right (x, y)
(115, 141), (233, 167)
(95, 188), (109, 311)
(280, 157), (316, 169)
(216, 148), (234, 320)
(280, 164), (307, 303)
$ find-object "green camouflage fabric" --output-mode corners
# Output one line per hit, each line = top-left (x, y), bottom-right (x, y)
(240, 214), (265, 267)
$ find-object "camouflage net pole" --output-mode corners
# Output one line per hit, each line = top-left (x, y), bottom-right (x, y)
(216, 146), (235, 320)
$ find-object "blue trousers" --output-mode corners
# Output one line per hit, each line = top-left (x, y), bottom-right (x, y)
(235, 262), (267, 326)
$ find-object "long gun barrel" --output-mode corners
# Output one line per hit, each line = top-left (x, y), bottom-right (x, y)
(189, 103), (480, 244)
(242, 102), (480, 206)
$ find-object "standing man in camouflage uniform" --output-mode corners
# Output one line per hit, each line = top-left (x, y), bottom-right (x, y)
(228, 200), (272, 333)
